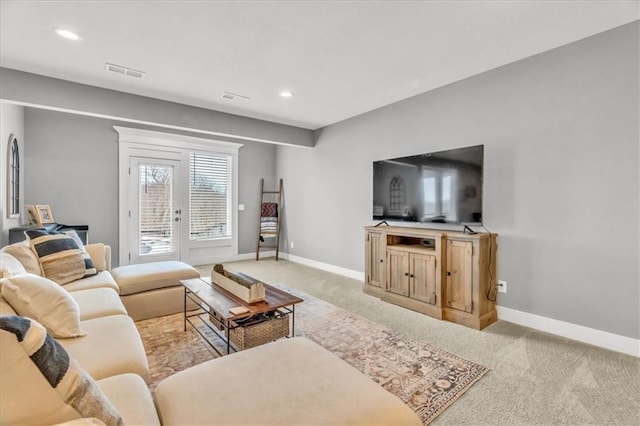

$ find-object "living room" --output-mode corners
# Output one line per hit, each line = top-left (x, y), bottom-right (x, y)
(1, 1), (639, 425)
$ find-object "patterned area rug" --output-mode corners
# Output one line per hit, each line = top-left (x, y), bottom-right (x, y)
(136, 283), (488, 424)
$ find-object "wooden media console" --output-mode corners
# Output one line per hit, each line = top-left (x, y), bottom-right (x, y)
(364, 225), (498, 330)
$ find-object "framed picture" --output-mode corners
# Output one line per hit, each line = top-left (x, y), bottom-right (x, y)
(30, 204), (55, 225)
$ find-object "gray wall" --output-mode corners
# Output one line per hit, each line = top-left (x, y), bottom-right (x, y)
(24, 108), (276, 265)
(277, 22), (639, 339)
(1, 68), (313, 147)
(0, 103), (25, 246)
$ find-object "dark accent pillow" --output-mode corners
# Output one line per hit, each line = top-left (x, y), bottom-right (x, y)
(0, 315), (123, 425)
(26, 230), (97, 284)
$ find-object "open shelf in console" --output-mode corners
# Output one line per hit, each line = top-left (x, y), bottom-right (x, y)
(387, 234), (436, 253)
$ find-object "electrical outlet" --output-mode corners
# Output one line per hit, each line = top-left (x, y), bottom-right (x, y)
(290, 241), (294, 249)
(498, 280), (507, 293)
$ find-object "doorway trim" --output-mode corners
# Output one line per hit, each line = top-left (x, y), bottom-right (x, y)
(115, 126), (243, 266)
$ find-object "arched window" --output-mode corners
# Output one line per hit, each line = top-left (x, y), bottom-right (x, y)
(389, 176), (405, 213)
(7, 135), (20, 218)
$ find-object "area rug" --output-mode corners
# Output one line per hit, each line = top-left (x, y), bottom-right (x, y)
(136, 283), (489, 424)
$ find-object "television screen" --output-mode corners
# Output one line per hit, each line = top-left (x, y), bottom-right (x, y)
(373, 145), (483, 225)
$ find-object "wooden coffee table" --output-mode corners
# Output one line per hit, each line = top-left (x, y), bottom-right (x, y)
(180, 277), (303, 355)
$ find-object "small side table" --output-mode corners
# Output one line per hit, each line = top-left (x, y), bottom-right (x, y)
(9, 224), (89, 244)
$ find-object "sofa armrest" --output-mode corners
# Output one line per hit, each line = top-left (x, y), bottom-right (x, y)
(85, 244), (112, 271)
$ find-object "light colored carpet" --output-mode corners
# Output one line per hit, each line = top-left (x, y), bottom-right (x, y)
(137, 284), (488, 424)
(196, 259), (640, 425)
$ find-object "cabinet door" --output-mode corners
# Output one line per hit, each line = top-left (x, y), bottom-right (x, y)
(410, 253), (437, 304)
(446, 240), (473, 313)
(366, 231), (385, 287)
(386, 249), (409, 296)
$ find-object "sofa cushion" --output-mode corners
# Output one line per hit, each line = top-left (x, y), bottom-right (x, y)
(53, 419), (106, 426)
(0, 274), (86, 338)
(0, 251), (27, 279)
(0, 316), (123, 426)
(63, 271), (119, 293)
(2, 241), (42, 275)
(26, 230), (87, 284)
(97, 374), (161, 426)
(84, 243), (108, 272)
(58, 315), (150, 382)
(111, 261), (200, 296)
(155, 337), (421, 425)
(70, 288), (127, 321)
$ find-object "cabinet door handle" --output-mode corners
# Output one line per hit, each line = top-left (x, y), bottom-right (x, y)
(410, 274), (414, 278)
(380, 259), (383, 263)
(446, 271), (451, 276)
(404, 272), (409, 276)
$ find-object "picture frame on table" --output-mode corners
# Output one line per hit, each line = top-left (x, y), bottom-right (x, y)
(28, 204), (55, 225)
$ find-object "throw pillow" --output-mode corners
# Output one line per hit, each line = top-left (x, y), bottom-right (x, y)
(0, 316), (123, 426)
(0, 251), (27, 279)
(64, 230), (98, 278)
(2, 241), (42, 275)
(0, 273), (86, 338)
(26, 230), (88, 284)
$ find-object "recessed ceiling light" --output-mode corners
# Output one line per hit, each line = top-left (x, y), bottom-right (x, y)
(55, 28), (80, 41)
(279, 91), (294, 98)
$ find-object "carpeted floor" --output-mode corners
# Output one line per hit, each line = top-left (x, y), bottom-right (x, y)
(191, 259), (640, 425)
(136, 282), (489, 424)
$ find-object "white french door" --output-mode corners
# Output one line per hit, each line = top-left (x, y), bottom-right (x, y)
(117, 126), (241, 267)
(129, 156), (182, 264)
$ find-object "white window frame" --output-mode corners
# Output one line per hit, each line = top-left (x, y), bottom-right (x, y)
(115, 126), (242, 266)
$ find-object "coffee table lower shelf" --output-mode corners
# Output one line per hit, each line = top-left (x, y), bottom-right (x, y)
(183, 287), (296, 356)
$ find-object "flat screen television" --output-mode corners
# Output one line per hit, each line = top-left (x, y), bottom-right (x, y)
(373, 145), (483, 225)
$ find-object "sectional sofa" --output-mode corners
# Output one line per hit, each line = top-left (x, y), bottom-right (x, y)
(0, 240), (421, 425)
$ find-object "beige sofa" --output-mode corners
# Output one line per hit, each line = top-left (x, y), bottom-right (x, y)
(0, 242), (421, 425)
(1, 240), (201, 321)
(0, 246), (158, 424)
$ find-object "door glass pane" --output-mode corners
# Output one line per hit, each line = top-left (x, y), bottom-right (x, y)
(189, 153), (231, 240)
(139, 163), (174, 255)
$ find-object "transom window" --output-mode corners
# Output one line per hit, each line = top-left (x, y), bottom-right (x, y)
(8, 135), (19, 218)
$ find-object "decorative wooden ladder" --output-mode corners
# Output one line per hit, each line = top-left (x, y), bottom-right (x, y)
(256, 178), (283, 260)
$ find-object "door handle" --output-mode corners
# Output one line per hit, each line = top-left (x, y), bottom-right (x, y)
(175, 209), (182, 215)
(174, 217), (180, 222)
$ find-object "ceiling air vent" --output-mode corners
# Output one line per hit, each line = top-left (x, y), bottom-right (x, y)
(105, 63), (146, 79)
(221, 92), (250, 102)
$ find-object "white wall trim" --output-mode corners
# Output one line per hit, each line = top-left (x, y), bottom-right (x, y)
(280, 253), (365, 281)
(497, 306), (639, 358)
(192, 250), (639, 358)
(114, 126), (243, 153)
(263, 253), (639, 358)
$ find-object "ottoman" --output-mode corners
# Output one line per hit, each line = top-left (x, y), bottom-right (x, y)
(155, 337), (421, 425)
(111, 261), (200, 321)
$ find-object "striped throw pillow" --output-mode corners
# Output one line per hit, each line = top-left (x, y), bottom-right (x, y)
(26, 230), (88, 284)
(0, 316), (123, 426)
(64, 230), (98, 278)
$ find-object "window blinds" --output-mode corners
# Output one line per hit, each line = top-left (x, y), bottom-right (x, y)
(189, 153), (231, 240)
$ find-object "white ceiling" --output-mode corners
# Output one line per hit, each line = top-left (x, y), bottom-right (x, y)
(1, 1), (638, 130)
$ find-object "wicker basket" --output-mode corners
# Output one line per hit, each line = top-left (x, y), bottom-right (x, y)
(209, 313), (289, 350)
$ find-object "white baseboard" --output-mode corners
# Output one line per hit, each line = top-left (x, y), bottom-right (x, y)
(224, 252), (639, 358)
(280, 253), (365, 281)
(497, 306), (639, 358)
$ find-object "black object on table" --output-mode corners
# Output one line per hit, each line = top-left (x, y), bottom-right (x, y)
(9, 224), (89, 245)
